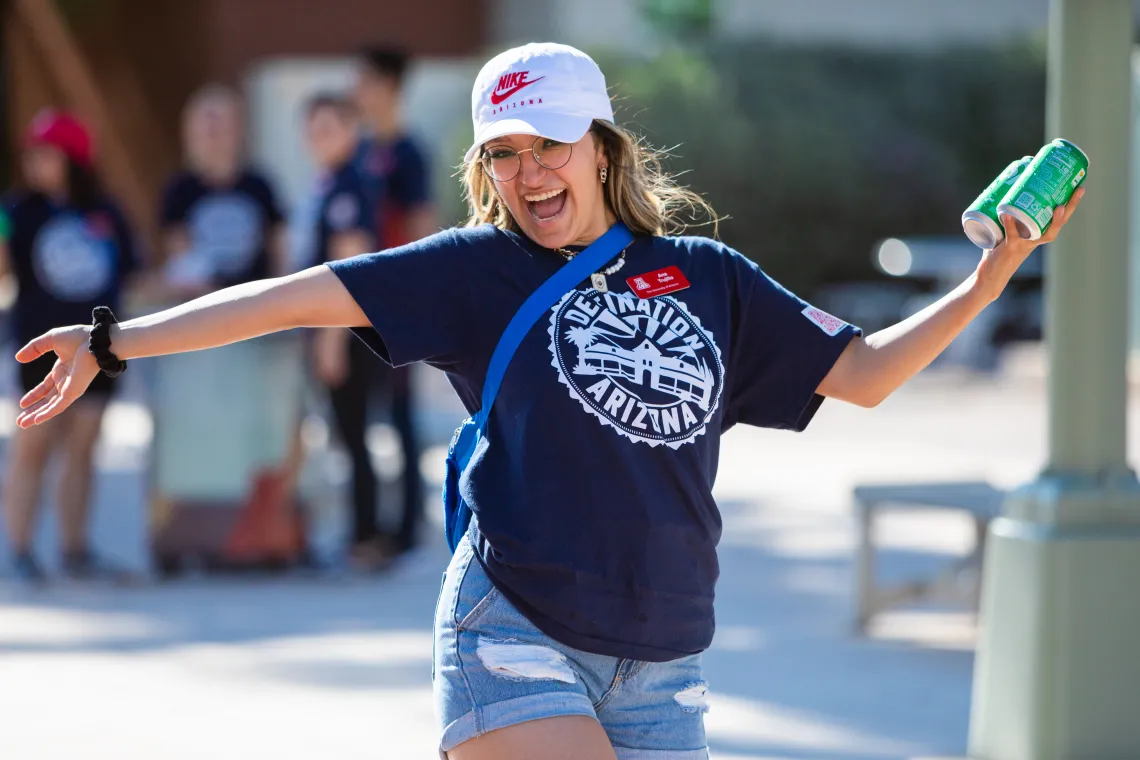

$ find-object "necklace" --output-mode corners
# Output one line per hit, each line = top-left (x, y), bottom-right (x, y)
(500, 230), (632, 293)
(555, 246), (628, 292)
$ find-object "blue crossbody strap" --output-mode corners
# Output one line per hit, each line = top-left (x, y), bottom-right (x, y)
(475, 222), (633, 431)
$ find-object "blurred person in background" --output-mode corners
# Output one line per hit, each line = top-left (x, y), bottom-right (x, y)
(354, 48), (436, 245)
(353, 47), (434, 562)
(0, 109), (137, 584)
(159, 84), (287, 298)
(300, 93), (387, 571)
(158, 84), (308, 571)
(13, 43), (1084, 758)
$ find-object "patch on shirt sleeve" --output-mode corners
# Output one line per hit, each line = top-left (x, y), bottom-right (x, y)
(802, 305), (847, 336)
(326, 193), (360, 230)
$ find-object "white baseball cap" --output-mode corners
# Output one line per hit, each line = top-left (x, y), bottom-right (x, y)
(465, 42), (614, 162)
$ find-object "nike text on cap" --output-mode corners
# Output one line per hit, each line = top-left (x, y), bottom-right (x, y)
(465, 42), (615, 163)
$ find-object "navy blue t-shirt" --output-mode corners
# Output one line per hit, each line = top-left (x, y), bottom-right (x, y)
(160, 168), (284, 287)
(306, 160), (374, 266)
(329, 224), (860, 661)
(0, 192), (136, 345)
(354, 135), (430, 248)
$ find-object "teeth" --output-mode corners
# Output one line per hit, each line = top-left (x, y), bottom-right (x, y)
(524, 188), (565, 202)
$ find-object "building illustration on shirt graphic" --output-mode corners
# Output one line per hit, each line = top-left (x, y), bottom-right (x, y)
(551, 290), (724, 448)
(565, 327), (715, 411)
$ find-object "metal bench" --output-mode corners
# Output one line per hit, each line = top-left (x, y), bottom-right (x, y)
(853, 481), (1005, 634)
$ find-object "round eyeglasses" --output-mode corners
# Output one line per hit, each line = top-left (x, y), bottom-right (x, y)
(480, 136), (574, 182)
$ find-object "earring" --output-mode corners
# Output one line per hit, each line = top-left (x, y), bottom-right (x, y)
(600, 166), (608, 184)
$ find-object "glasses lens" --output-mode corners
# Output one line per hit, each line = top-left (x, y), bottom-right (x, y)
(483, 150), (520, 182)
(534, 138), (573, 171)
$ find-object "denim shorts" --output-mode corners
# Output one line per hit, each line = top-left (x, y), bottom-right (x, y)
(433, 534), (710, 758)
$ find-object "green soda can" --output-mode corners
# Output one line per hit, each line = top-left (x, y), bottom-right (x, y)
(961, 156), (1033, 249)
(996, 138), (1089, 241)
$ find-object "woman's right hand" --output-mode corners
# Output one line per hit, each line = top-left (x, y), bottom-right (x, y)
(14, 326), (100, 428)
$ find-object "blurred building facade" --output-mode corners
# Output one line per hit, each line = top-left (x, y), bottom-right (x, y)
(492, 0), (1055, 49)
(492, 0), (1140, 49)
(5, 0), (1140, 328)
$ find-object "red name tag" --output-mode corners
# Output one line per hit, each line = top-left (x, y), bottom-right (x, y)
(626, 266), (690, 299)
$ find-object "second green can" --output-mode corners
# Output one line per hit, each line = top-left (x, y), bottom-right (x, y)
(962, 156), (1033, 249)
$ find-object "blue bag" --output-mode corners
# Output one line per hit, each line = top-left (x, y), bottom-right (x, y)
(442, 223), (634, 552)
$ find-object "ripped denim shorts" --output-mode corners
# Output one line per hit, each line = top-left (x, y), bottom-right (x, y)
(433, 533), (710, 759)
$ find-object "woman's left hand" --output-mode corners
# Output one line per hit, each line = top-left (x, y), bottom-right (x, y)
(976, 186), (1086, 302)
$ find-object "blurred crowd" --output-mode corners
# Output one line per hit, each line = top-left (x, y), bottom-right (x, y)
(0, 47), (437, 585)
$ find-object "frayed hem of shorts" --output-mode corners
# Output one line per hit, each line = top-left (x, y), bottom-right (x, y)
(440, 691), (596, 754)
(612, 746), (709, 760)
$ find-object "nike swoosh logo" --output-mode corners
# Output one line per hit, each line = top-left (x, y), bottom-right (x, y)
(490, 76), (545, 105)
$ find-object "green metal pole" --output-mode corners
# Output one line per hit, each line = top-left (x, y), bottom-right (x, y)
(1043, 0), (1130, 476)
(967, 1), (1140, 758)
(1131, 50), (1140, 353)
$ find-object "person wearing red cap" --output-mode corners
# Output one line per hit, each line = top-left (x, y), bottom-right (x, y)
(11, 44), (1083, 758)
(0, 108), (138, 584)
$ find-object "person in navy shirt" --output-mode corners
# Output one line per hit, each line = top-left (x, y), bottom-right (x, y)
(299, 92), (386, 570)
(159, 85), (287, 296)
(353, 48), (436, 246)
(0, 110), (137, 584)
(352, 47), (435, 562)
(16, 44), (1084, 759)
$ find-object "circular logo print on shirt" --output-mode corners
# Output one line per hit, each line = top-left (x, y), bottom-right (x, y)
(325, 193), (360, 231)
(188, 193), (263, 278)
(548, 289), (724, 449)
(32, 214), (114, 301)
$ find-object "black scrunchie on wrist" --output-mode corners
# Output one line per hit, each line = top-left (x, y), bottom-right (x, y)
(89, 306), (127, 378)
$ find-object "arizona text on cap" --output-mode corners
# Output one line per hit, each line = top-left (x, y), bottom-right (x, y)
(466, 42), (614, 163)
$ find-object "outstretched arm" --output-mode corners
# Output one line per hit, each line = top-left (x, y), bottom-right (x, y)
(818, 188), (1084, 408)
(16, 264), (365, 427)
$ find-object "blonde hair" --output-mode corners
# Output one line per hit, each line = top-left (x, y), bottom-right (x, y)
(463, 120), (717, 239)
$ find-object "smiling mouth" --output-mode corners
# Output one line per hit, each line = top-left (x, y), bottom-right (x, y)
(525, 188), (567, 222)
